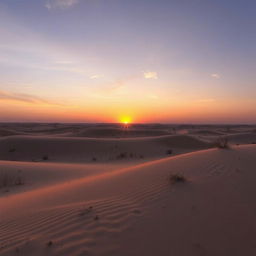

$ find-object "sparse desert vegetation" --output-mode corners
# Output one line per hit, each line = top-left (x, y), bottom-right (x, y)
(169, 173), (186, 184)
(47, 241), (53, 247)
(0, 170), (24, 188)
(166, 149), (173, 155)
(215, 136), (229, 149)
(94, 215), (99, 220)
(116, 152), (128, 159)
(116, 152), (144, 160)
(8, 148), (16, 153)
(42, 155), (49, 161)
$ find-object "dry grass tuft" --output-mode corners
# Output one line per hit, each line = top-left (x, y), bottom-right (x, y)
(215, 136), (229, 149)
(170, 173), (186, 184)
(42, 155), (49, 161)
(0, 170), (24, 188)
(166, 149), (173, 155)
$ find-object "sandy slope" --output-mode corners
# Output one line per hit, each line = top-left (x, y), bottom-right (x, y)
(1, 145), (256, 256)
(0, 161), (132, 196)
(0, 135), (212, 163)
(227, 132), (256, 145)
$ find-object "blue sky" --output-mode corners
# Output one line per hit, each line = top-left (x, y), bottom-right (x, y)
(0, 0), (255, 123)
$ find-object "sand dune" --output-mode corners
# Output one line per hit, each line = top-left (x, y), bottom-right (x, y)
(1, 123), (254, 139)
(227, 132), (256, 145)
(0, 123), (172, 138)
(1, 124), (256, 256)
(0, 161), (131, 196)
(0, 134), (212, 163)
(1, 145), (256, 255)
(0, 128), (24, 137)
(68, 127), (170, 138)
(190, 129), (225, 136)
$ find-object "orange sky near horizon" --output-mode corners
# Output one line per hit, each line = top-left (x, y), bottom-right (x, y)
(1, 96), (255, 124)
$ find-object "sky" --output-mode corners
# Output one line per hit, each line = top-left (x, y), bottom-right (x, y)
(0, 0), (255, 123)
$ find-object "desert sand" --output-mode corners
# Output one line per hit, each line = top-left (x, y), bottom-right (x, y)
(1, 123), (256, 256)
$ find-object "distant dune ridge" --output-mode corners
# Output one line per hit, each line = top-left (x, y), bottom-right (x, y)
(0, 123), (256, 256)
(0, 134), (212, 163)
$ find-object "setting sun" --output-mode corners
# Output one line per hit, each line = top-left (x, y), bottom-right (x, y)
(120, 116), (132, 125)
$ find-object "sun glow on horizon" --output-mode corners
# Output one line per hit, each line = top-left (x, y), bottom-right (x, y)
(120, 116), (132, 125)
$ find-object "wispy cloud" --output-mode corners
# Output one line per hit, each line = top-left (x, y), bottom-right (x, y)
(143, 71), (158, 79)
(90, 74), (102, 79)
(0, 90), (64, 106)
(211, 73), (220, 79)
(45, 0), (79, 9)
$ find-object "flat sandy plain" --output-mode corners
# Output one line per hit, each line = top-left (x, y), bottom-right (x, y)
(1, 123), (256, 256)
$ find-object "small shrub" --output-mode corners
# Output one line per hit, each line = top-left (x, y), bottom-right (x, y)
(0, 170), (24, 188)
(9, 148), (16, 153)
(15, 175), (24, 186)
(166, 149), (173, 155)
(0, 172), (9, 188)
(116, 152), (127, 159)
(42, 155), (49, 161)
(215, 136), (229, 149)
(47, 241), (53, 247)
(92, 157), (97, 161)
(170, 173), (186, 184)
